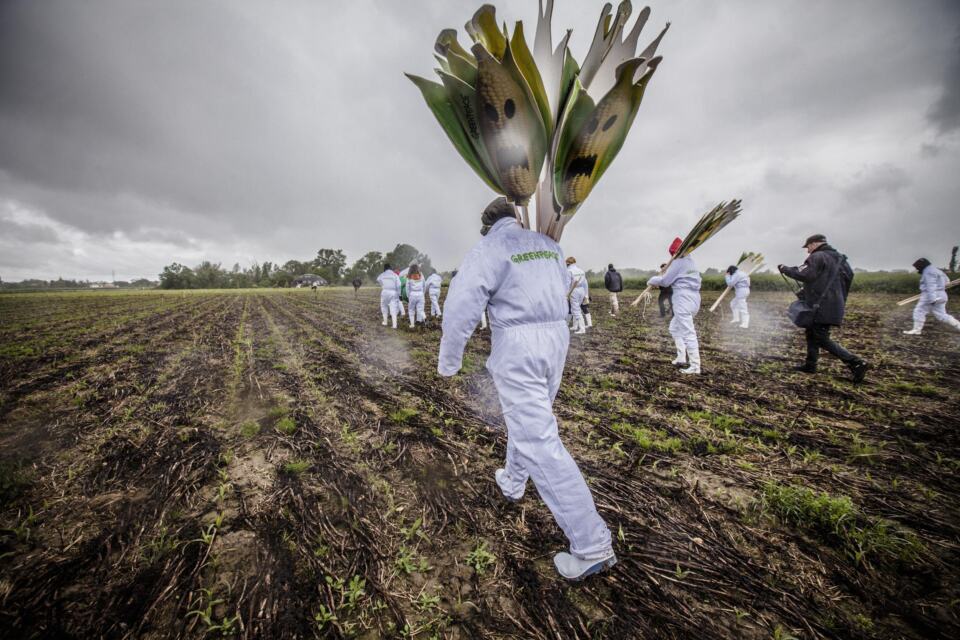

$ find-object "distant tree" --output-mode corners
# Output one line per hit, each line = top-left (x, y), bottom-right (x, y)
(950, 246), (958, 273)
(313, 249), (347, 283)
(194, 261), (228, 288)
(159, 263), (196, 289)
(345, 251), (384, 283)
(384, 244), (433, 275)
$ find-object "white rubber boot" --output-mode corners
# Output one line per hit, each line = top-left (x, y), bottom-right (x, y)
(574, 316), (586, 335)
(729, 312), (740, 324)
(585, 313), (593, 328)
(903, 323), (922, 335)
(947, 316), (960, 332)
(391, 316), (397, 329)
(671, 338), (686, 365)
(381, 316), (388, 326)
(494, 469), (522, 503)
(681, 349), (701, 375)
(554, 552), (617, 581)
(739, 313), (750, 329)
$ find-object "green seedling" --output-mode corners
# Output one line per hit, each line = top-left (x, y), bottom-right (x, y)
(466, 541), (496, 575)
(283, 460), (311, 475)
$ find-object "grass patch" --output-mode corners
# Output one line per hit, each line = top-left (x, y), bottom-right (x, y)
(389, 407), (418, 424)
(283, 460), (311, 475)
(686, 410), (744, 430)
(275, 416), (297, 435)
(886, 381), (941, 398)
(610, 422), (682, 453)
(240, 421), (261, 438)
(758, 481), (923, 566)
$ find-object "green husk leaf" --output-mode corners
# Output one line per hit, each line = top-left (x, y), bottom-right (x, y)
(508, 21), (553, 137)
(466, 5), (506, 60)
(405, 73), (501, 192)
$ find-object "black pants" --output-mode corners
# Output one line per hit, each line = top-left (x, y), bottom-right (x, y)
(658, 289), (673, 317)
(805, 324), (859, 367)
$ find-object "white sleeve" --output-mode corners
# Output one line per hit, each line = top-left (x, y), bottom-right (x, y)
(724, 274), (733, 286)
(438, 247), (495, 376)
(649, 260), (684, 287)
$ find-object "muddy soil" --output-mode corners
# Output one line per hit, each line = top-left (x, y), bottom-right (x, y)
(1, 289), (957, 639)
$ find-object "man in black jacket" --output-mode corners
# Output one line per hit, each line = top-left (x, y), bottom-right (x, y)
(604, 264), (623, 316)
(779, 234), (869, 383)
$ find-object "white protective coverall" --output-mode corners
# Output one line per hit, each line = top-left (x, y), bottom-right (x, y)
(376, 269), (401, 327)
(438, 217), (613, 562)
(426, 273), (443, 317)
(406, 275), (426, 326)
(567, 264), (588, 334)
(909, 265), (960, 333)
(649, 257), (702, 371)
(724, 270), (751, 328)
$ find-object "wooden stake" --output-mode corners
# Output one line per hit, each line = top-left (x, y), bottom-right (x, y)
(896, 278), (960, 306)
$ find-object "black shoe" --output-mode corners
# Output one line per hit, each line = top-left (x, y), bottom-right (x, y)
(850, 361), (869, 384)
(793, 363), (817, 374)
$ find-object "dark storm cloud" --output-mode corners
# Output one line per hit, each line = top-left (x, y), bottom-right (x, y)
(842, 164), (912, 203)
(0, 0), (958, 279)
(927, 30), (960, 134)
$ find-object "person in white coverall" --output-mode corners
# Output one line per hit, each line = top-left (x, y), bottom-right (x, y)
(439, 197), (616, 580)
(648, 238), (703, 374)
(426, 271), (443, 317)
(904, 258), (960, 335)
(377, 264), (401, 328)
(406, 264), (426, 327)
(724, 265), (751, 328)
(565, 257), (589, 334)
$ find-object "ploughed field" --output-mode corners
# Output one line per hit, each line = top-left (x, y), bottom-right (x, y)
(0, 288), (958, 640)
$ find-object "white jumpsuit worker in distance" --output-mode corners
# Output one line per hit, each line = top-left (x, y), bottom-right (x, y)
(904, 258), (960, 335)
(566, 258), (589, 334)
(439, 201), (615, 580)
(724, 266), (751, 328)
(649, 250), (703, 374)
(376, 266), (401, 328)
(406, 267), (426, 327)
(426, 272), (443, 317)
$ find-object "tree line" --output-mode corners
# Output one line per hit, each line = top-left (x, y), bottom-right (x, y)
(158, 244), (434, 290)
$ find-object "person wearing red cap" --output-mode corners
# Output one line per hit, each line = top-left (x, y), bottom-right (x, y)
(647, 237), (703, 374)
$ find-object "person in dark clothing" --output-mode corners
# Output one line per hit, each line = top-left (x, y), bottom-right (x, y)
(657, 263), (673, 318)
(604, 264), (623, 316)
(778, 234), (869, 383)
(352, 277), (362, 296)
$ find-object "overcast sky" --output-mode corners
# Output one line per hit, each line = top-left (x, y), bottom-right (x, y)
(1, 0), (959, 281)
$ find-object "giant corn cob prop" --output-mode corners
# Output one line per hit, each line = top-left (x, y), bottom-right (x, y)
(708, 251), (764, 313)
(406, 1), (668, 240)
(631, 200), (742, 306)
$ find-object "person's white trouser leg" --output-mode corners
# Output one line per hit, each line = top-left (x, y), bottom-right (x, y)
(673, 290), (701, 373)
(570, 290), (586, 334)
(408, 293), (424, 326)
(735, 295), (750, 328)
(480, 311), (488, 329)
(430, 293), (441, 317)
(487, 322), (612, 561)
(671, 335), (686, 365)
(585, 313), (593, 328)
(380, 291), (393, 325)
(906, 300), (929, 334)
(610, 293), (619, 316)
(929, 298), (960, 331)
(728, 298), (740, 324)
